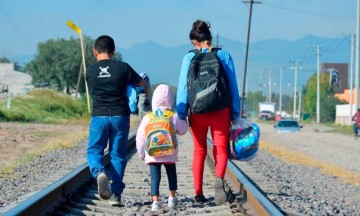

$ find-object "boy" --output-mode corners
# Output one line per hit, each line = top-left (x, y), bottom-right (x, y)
(86, 35), (149, 206)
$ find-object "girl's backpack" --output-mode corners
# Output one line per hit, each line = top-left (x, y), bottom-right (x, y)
(144, 109), (178, 157)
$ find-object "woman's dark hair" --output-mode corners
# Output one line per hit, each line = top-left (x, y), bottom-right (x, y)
(189, 20), (212, 42)
(94, 35), (115, 54)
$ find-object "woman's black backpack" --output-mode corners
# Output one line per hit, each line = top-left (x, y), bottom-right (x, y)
(187, 48), (230, 113)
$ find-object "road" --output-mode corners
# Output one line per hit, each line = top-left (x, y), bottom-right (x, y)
(256, 121), (360, 184)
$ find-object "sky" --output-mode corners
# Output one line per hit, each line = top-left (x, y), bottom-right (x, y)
(0, 0), (357, 59)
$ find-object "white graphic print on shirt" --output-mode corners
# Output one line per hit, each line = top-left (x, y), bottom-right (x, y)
(98, 66), (111, 78)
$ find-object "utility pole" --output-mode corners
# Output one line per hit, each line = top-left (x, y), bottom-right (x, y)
(294, 61), (298, 118)
(350, 33), (355, 124)
(215, 34), (223, 48)
(240, 0), (261, 117)
(259, 69), (263, 92)
(291, 60), (300, 118)
(316, 46), (321, 123)
(298, 93), (302, 120)
(268, 67), (272, 102)
(279, 65), (284, 114)
(356, 0), (360, 110)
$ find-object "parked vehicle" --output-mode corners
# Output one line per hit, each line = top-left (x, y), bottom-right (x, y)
(258, 102), (276, 121)
(258, 110), (276, 121)
(274, 115), (282, 122)
(274, 119), (302, 133)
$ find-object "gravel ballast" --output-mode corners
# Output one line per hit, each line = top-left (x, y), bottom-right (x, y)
(1, 122), (359, 215)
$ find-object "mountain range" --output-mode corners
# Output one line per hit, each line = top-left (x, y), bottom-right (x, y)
(13, 34), (352, 95)
(118, 34), (351, 94)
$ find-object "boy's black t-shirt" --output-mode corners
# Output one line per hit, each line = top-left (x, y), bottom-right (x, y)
(86, 59), (142, 116)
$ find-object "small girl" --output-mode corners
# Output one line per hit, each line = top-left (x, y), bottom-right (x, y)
(136, 84), (188, 211)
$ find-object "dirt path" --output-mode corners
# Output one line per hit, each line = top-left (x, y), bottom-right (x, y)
(0, 116), (140, 170)
(0, 122), (88, 168)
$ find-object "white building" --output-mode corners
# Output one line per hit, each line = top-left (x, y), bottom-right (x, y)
(0, 63), (34, 95)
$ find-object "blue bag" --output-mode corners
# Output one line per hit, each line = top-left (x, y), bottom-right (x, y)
(229, 122), (260, 161)
(126, 84), (137, 114)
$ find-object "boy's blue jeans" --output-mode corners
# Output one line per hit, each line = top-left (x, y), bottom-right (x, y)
(149, 163), (177, 196)
(87, 116), (130, 195)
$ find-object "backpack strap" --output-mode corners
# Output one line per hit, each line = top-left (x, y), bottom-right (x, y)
(188, 48), (221, 53)
(147, 109), (174, 119)
(188, 49), (200, 54)
(211, 47), (222, 53)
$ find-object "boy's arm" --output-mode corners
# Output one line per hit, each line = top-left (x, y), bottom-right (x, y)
(127, 64), (150, 97)
(137, 79), (150, 97)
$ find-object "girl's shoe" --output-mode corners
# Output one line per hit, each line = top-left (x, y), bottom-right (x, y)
(151, 202), (161, 211)
(168, 196), (178, 208)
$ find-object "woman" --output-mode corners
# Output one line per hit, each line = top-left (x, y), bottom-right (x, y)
(176, 20), (241, 205)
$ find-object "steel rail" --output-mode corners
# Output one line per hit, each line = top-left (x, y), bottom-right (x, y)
(207, 138), (285, 216)
(3, 133), (136, 216)
(4, 132), (284, 216)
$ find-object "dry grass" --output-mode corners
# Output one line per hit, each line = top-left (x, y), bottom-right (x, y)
(0, 116), (140, 177)
(260, 140), (360, 185)
(0, 128), (88, 177)
(46, 129), (88, 150)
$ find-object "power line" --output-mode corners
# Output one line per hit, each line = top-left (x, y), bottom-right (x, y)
(262, 3), (354, 20)
(0, 5), (34, 46)
(323, 39), (350, 53)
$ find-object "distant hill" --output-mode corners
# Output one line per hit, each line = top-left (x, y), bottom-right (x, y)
(13, 34), (351, 94)
(118, 34), (351, 94)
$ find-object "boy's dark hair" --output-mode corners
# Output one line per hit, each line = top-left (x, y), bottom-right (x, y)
(94, 35), (115, 54)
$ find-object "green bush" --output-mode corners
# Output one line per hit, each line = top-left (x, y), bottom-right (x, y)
(0, 89), (88, 123)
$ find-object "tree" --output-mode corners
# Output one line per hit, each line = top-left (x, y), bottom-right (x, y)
(0, 56), (11, 63)
(245, 91), (266, 112)
(26, 36), (122, 93)
(271, 93), (293, 114)
(303, 72), (346, 122)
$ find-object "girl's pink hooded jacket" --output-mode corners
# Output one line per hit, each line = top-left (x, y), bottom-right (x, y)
(136, 84), (188, 164)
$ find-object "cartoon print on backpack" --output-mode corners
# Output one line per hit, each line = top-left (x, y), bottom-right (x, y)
(145, 109), (178, 157)
(187, 48), (230, 113)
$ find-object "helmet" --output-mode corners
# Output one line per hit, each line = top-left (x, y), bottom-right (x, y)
(229, 123), (260, 161)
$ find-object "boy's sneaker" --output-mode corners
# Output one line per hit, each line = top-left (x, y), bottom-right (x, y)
(214, 177), (227, 206)
(168, 196), (178, 208)
(108, 194), (121, 206)
(194, 194), (207, 204)
(97, 172), (112, 200)
(151, 202), (161, 211)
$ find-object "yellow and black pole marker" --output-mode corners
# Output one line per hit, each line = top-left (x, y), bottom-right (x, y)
(66, 20), (91, 113)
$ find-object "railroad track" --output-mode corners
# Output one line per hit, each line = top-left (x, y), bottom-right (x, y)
(3, 131), (285, 216)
